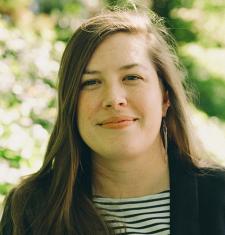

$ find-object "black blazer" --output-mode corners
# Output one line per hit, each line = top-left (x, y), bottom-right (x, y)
(168, 144), (225, 235)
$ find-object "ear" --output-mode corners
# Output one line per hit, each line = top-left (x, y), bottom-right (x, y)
(162, 90), (170, 117)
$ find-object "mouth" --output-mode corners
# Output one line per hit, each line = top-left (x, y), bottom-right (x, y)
(97, 118), (139, 129)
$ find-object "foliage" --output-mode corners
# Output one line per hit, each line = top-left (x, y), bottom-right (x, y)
(37, 0), (81, 14)
(180, 50), (225, 120)
(0, 148), (23, 168)
(0, 183), (13, 196)
(0, 10), (60, 203)
(150, 0), (225, 120)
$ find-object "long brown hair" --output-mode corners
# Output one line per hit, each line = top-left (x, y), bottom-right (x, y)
(0, 9), (221, 235)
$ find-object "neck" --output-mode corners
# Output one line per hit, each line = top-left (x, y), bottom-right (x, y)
(92, 141), (170, 198)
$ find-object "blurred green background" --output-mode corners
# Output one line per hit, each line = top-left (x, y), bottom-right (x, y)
(0, 0), (225, 212)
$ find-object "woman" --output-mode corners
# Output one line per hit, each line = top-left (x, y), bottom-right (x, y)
(0, 9), (225, 235)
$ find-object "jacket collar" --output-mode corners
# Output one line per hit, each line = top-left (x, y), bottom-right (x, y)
(168, 143), (200, 235)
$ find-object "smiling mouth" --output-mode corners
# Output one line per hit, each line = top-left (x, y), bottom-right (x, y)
(98, 119), (138, 129)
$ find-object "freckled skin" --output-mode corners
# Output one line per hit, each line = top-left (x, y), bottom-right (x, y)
(77, 33), (169, 162)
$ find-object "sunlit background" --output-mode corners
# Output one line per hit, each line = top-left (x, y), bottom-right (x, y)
(0, 0), (225, 214)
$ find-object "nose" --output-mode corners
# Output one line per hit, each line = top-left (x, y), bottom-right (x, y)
(102, 85), (127, 109)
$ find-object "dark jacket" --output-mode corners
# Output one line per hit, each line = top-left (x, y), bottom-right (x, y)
(168, 144), (225, 235)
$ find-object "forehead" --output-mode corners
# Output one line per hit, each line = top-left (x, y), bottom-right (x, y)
(86, 32), (153, 71)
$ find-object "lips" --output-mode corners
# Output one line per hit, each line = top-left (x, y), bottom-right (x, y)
(98, 116), (138, 125)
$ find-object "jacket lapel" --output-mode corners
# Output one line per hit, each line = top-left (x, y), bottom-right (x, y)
(168, 143), (200, 235)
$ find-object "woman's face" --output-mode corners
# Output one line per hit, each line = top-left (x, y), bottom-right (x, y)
(77, 33), (169, 161)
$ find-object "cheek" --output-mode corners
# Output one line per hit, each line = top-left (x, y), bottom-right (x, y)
(135, 87), (163, 113)
(77, 94), (99, 124)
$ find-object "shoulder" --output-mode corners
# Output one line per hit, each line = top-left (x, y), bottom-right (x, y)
(196, 167), (225, 204)
(197, 167), (225, 187)
(193, 167), (225, 234)
(0, 172), (52, 234)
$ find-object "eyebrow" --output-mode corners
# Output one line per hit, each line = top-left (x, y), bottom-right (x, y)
(83, 63), (146, 75)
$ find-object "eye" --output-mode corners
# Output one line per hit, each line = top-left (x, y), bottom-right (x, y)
(123, 75), (142, 81)
(80, 79), (101, 88)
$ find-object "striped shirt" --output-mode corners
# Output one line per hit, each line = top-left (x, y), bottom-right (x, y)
(92, 190), (170, 235)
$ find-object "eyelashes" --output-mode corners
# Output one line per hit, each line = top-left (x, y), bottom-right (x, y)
(125, 75), (142, 81)
(80, 75), (143, 89)
(81, 79), (100, 87)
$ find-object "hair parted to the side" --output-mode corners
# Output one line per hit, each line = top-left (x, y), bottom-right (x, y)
(0, 8), (222, 235)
